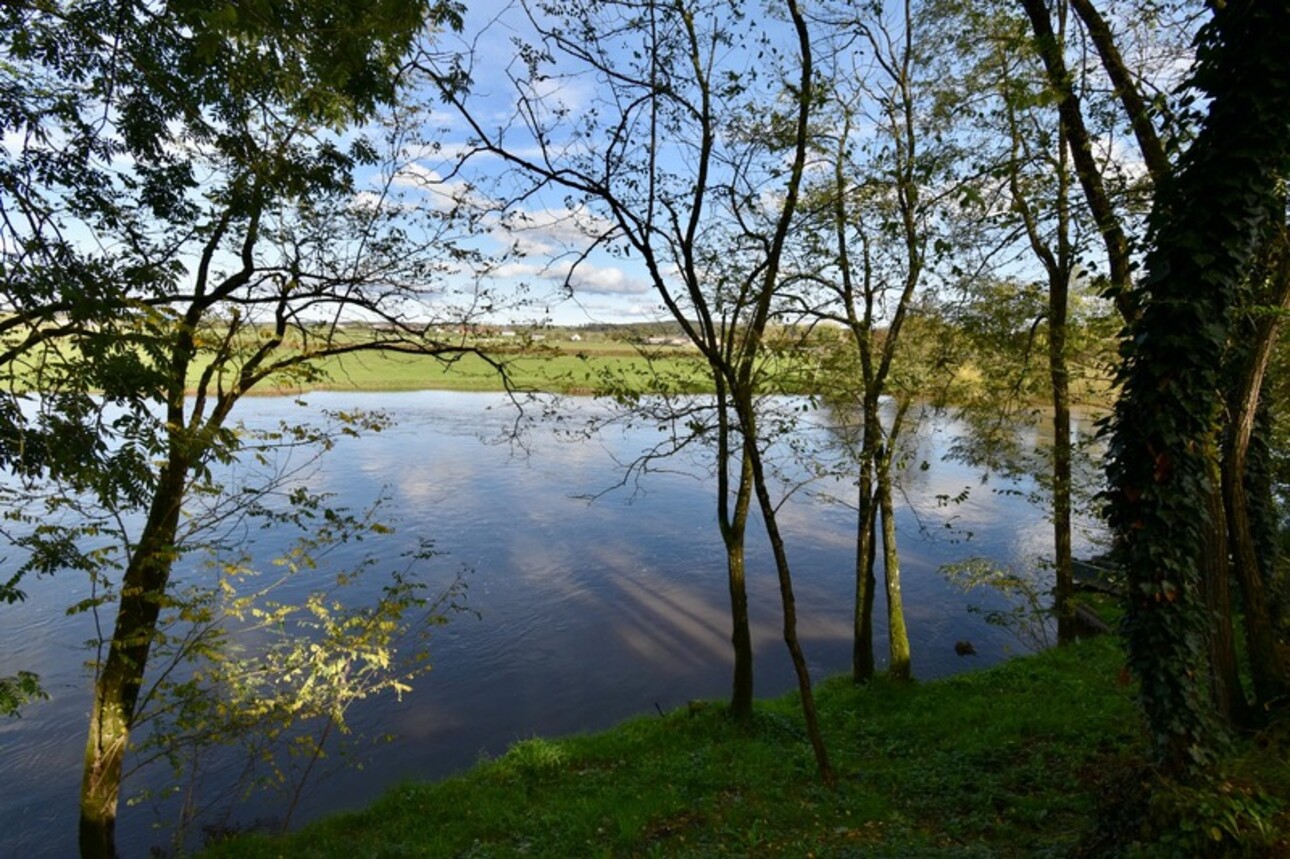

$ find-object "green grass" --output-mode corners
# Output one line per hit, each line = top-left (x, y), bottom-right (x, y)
(186, 339), (712, 396)
(310, 345), (710, 395)
(188, 334), (829, 397)
(202, 635), (1282, 858)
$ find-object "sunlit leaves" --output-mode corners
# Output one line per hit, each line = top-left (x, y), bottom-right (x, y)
(127, 486), (460, 839)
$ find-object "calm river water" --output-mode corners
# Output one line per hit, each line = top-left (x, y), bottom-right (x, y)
(0, 390), (1101, 858)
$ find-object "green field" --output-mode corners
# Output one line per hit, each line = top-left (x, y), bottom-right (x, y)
(308, 340), (711, 395)
(185, 338), (715, 396)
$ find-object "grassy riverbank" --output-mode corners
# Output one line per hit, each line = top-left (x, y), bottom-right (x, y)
(200, 634), (1289, 857)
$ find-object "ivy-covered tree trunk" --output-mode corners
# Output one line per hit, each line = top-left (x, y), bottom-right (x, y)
(1106, 0), (1290, 776)
(80, 456), (188, 859)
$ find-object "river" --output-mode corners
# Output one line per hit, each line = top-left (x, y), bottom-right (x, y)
(0, 390), (1102, 858)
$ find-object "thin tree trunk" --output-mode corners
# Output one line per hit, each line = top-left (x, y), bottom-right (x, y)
(80, 461), (187, 859)
(1017, 0), (1136, 317)
(1222, 236), (1290, 706)
(1001, 63), (1078, 645)
(724, 441), (756, 720)
(713, 374), (755, 720)
(1224, 445), (1287, 707)
(735, 395), (833, 784)
(1050, 270), (1075, 645)
(724, 537), (754, 719)
(832, 111), (882, 687)
(853, 404), (880, 682)
(1245, 403), (1285, 634)
(877, 448), (911, 680)
(744, 432), (835, 786)
(1066, 0), (1169, 185)
(853, 468), (878, 682)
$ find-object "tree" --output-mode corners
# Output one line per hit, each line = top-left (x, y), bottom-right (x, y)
(0, 1), (498, 854)
(1106, 0), (1290, 775)
(785, 0), (954, 681)
(919, 0), (1187, 647)
(1012, 0), (1288, 727)
(424, 0), (834, 783)
(1221, 220), (1290, 707)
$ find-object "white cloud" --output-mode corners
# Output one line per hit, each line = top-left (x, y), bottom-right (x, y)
(526, 73), (592, 115)
(486, 205), (617, 260)
(489, 257), (651, 297)
(584, 298), (668, 319)
(404, 141), (501, 167)
(392, 162), (499, 213)
(563, 262), (649, 296)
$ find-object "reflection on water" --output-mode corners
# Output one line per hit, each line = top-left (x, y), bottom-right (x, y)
(0, 391), (1101, 858)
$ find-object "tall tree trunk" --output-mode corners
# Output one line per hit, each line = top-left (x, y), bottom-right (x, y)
(1049, 272), (1076, 645)
(877, 448), (911, 680)
(1001, 52), (1078, 646)
(723, 441), (756, 720)
(853, 405), (879, 682)
(853, 473), (878, 682)
(80, 460), (187, 859)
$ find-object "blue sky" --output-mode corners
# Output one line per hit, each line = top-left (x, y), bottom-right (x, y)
(390, 0), (674, 327)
